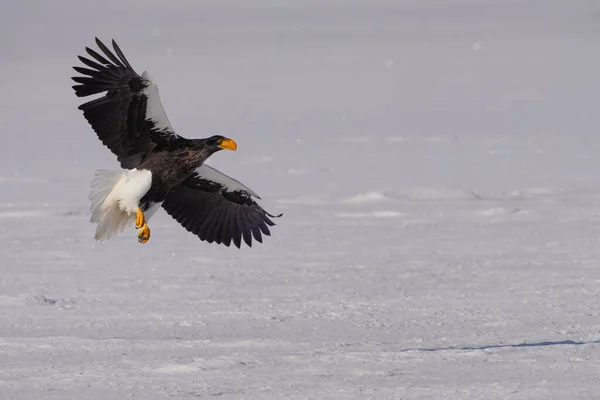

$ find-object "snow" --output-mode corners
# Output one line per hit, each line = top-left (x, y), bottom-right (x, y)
(2, 0), (600, 399)
(341, 191), (390, 205)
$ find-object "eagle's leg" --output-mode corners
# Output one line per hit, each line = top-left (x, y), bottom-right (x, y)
(135, 208), (150, 244)
(137, 224), (150, 244)
(135, 208), (146, 229)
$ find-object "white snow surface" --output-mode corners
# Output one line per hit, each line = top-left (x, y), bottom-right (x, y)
(2, 1), (600, 399)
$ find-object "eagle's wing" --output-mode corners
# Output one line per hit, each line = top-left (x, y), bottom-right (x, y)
(72, 38), (181, 168)
(162, 165), (282, 248)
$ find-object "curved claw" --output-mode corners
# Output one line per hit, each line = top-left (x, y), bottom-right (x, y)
(137, 224), (150, 244)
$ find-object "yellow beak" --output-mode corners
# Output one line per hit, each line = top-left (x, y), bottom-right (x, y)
(219, 138), (237, 151)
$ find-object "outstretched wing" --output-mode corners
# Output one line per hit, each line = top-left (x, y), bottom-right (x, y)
(72, 38), (181, 168)
(162, 165), (282, 248)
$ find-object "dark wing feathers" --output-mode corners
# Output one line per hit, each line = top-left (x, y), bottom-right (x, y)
(85, 46), (113, 67)
(77, 55), (104, 70)
(162, 167), (281, 248)
(259, 219), (271, 236)
(240, 211), (253, 247)
(111, 40), (135, 70)
(72, 38), (179, 168)
(72, 66), (100, 77)
(94, 38), (125, 67)
(230, 205), (242, 248)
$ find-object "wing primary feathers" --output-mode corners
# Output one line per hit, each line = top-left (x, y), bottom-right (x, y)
(77, 55), (104, 70)
(72, 85), (102, 98)
(229, 204), (242, 248)
(196, 199), (223, 241)
(76, 94), (110, 109)
(208, 202), (229, 244)
(242, 229), (253, 247)
(194, 195), (222, 230)
(111, 39), (135, 70)
(177, 204), (198, 231)
(240, 211), (255, 247)
(95, 38), (125, 67)
(73, 66), (99, 77)
(259, 221), (271, 236)
(177, 206), (200, 236)
(266, 210), (283, 218)
(201, 210), (219, 243)
(188, 204), (209, 237)
(71, 76), (113, 86)
(190, 206), (213, 234)
(205, 203), (228, 243)
(247, 210), (266, 243)
(219, 204), (233, 246)
(85, 46), (112, 66)
(251, 223), (263, 243)
(236, 205), (249, 247)
(245, 209), (262, 230)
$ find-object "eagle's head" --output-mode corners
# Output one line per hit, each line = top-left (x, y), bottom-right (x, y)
(204, 135), (237, 153)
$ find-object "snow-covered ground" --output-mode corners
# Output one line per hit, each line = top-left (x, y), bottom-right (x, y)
(2, 1), (600, 398)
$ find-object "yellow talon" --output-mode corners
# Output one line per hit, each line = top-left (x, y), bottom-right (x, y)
(137, 224), (150, 244)
(135, 208), (146, 229)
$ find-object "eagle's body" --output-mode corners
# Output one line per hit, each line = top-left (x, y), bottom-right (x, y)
(73, 38), (280, 247)
(138, 145), (211, 204)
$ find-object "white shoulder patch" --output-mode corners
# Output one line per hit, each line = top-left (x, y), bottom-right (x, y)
(141, 71), (175, 133)
(195, 165), (260, 198)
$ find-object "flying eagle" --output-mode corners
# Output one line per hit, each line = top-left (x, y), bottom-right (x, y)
(72, 38), (281, 247)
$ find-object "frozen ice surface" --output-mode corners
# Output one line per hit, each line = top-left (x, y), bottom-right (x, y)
(1, 1), (600, 399)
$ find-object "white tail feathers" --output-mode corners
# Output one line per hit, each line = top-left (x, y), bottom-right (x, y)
(89, 169), (153, 241)
(90, 170), (121, 223)
(89, 170), (133, 241)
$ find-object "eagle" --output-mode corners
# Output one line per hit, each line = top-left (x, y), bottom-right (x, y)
(71, 38), (281, 247)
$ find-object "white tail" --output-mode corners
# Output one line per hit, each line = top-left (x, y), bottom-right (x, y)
(89, 170), (133, 241)
(89, 169), (153, 241)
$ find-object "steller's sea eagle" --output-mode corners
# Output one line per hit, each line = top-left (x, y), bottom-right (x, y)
(71, 38), (281, 247)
